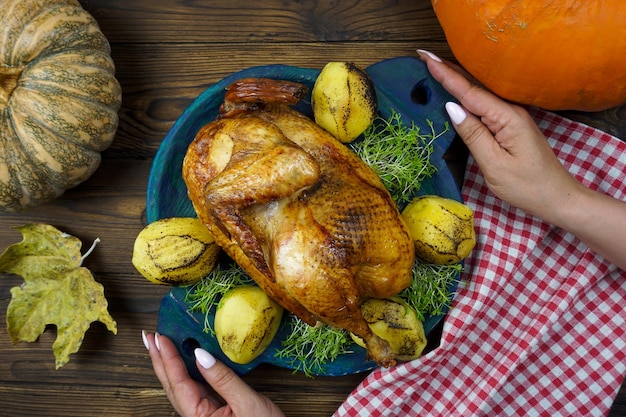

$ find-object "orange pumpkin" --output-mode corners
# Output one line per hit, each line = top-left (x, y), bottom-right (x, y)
(431, 1), (626, 111)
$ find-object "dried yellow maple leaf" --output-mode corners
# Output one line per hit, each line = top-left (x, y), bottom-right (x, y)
(0, 224), (117, 369)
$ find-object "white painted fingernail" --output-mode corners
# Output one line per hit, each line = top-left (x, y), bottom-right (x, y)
(141, 330), (150, 350)
(445, 102), (467, 125)
(417, 49), (443, 63)
(154, 332), (161, 351)
(195, 348), (217, 369)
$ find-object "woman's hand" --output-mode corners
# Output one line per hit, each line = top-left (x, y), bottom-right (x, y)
(417, 49), (581, 222)
(143, 331), (285, 417)
(418, 50), (626, 270)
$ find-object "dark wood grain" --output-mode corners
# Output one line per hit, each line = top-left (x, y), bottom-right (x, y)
(81, 0), (444, 43)
(1, 1), (624, 416)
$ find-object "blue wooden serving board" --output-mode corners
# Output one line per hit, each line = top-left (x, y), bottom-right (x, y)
(147, 56), (461, 379)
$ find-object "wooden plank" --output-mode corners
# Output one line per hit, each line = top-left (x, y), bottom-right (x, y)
(81, 0), (445, 43)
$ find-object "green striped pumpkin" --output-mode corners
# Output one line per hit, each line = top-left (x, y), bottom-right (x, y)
(0, 0), (122, 212)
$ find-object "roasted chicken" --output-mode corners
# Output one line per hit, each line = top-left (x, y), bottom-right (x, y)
(182, 78), (415, 366)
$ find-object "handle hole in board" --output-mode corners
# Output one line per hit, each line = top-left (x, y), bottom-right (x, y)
(411, 80), (430, 105)
(181, 337), (201, 357)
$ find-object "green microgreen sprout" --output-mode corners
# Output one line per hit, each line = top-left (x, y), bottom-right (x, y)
(350, 109), (448, 205)
(400, 262), (463, 321)
(274, 318), (353, 378)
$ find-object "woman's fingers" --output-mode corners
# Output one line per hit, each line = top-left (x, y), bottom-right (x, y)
(144, 331), (283, 417)
(441, 101), (507, 169)
(416, 49), (476, 80)
(417, 50), (535, 163)
(194, 348), (268, 410)
(417, 49), (528, 139)
(144, 332), (221, 417)
(194, 348), (283, 416)
(193, 348), (255, 404)
(418, 50), (503, 118)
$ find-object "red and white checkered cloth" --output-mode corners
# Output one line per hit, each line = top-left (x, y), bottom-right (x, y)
(336, 108), (626, 417)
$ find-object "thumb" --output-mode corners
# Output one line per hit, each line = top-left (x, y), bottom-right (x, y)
(194, 348), (263, 408)
(445, 101), (502, 165)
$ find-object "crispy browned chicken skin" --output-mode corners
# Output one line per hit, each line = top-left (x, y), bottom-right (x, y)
(183, 78), (415, 367)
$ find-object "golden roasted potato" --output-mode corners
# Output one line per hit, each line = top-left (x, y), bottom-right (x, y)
(215, 286), (283, 364)
(402, 195), (476, 264)
(311, 62), (377, 143)
(132, 217), (220, 285)
(351, 297), (426, 361)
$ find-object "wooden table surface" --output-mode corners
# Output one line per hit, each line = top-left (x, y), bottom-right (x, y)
(1, 1), (624, 416)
